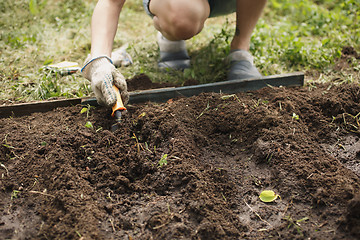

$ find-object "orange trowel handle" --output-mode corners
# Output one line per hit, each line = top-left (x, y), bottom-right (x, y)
(111, 85), (127, 117)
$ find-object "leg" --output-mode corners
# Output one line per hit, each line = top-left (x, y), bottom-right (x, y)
(227, 0), (267, 81)
(231, 0), (267, 51)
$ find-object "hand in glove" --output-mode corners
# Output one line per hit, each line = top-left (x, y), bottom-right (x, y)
(111, 45), (133, 68)
(81, 56), (129, 107)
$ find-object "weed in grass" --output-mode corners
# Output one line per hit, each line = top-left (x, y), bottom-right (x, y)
(186, 19), (232, 84)
(29, 0), (47, 16)
(256, 0), (359, 77)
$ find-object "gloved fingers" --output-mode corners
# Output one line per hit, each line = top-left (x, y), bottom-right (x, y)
(91, 71), (117, 107)
(120, 90), (130, 105)
(83, 56), (128, 107)
(111, 68), (127, 91)
(112, 69), (129, 105)
(96, 96), (107, 107)
(111, 50), (133, 68)
(91, 79), (107, 106)
(101, 72), (118, 107)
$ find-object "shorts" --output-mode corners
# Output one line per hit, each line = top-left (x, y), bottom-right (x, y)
(143, 0), (236, 18)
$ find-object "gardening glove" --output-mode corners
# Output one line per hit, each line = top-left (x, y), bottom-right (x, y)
(111, 44), (133, 68)
(226, 50), (262, 81)
(157, 32), (190, 71)
(81, 56), (129, 107)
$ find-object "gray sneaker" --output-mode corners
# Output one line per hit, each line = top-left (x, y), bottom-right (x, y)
(157, 32), (190, 71)
(227, 50), (262, 81)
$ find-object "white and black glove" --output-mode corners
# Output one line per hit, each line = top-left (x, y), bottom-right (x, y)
(81, 56), (129, 107)
(111, 45), (133, 68)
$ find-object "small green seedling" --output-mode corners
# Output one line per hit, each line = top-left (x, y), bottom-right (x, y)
(197, 101), (210, 119)
(292, 113), (300, 120)
(284, 215), (309, 236)
(2, 144), (14, 149)
(11, 190), (20, 200)
(80, 107), (88, 114)
(220, 94), (242, 104)
(259, 190), (279, 203)
(137, 112), (146, 119)
(75, 230), (82, 238)
(158, 154), (168, 167)
(1, 163), (9, 176)
(85, 121), (93, 129)
(106, 192), (113, 201)
(80, 105), (95, 118)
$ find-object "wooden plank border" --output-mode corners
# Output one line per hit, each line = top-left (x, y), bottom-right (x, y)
(0, 72), (304, 118)
(0, 98), (82, 118)
(127, 71), (305, 104)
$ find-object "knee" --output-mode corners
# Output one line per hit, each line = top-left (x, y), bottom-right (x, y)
(154, 1), (209, 40)
(164, 21), (199, 40)
(105, 0), (126, 8)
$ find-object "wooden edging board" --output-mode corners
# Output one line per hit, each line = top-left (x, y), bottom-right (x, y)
(0, 72), (304, 118)
(127, 71), (304, 105)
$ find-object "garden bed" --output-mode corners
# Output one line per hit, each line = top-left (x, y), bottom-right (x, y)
(0, 77), (359, 239)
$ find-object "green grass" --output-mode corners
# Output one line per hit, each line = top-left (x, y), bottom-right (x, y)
(0, 0), (359, 102)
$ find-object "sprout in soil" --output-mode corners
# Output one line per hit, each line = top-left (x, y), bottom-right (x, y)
(85, 121), (93, 129)
(259, 190), (279, 203)
(158, 154), (168, 167)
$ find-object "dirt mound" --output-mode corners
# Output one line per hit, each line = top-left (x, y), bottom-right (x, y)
(0, 81), (359, 239)
(126, 73), (178, 91)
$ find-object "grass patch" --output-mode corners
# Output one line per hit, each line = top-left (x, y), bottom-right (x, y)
(1, 0), (359, 102)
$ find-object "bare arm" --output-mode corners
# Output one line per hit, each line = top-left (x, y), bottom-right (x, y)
(90, 0), (126, 58)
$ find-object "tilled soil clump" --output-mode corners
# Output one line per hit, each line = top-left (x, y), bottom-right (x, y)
(0, 82), (359, 239)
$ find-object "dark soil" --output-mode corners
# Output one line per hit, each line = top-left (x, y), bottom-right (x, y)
(126, 74), (179, 91)
(0, 75), (360, 240)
